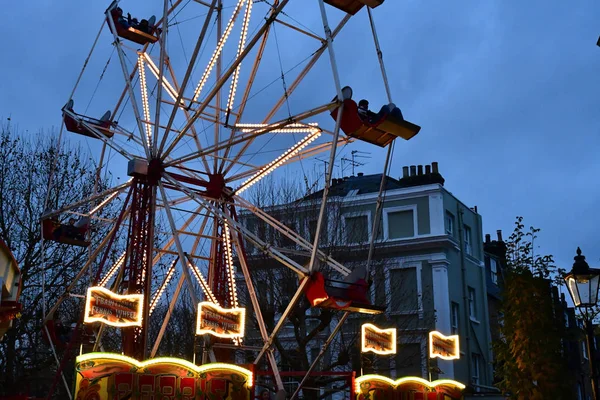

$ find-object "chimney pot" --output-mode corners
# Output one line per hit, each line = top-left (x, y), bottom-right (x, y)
(485, 234), (491, 243)
(409, 165), (417, 176)
(432, 162), (439, 174)
(425, 165), (431, 174)
(358, 172), (364, 177)
(497, 230), (503, 242)
(402, 166), (409, 178)
(417, 165), (423, 175)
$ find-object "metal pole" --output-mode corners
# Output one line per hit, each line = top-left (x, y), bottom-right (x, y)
(586, 318), (599, 400)
(307, 0), (345, 274)
(152, 0), (170, 157)
(289, 312), (350, 400)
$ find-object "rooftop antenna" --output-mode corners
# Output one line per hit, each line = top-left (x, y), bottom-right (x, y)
(315, 158), (339, 186)
(342, 150), (371, 176)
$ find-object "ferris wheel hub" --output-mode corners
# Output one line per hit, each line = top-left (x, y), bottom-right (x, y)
(127, 158), (164, 184)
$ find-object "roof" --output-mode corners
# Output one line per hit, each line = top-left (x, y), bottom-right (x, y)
(302, 173), (403, 200)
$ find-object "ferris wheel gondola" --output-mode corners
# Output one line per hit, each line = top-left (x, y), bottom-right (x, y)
(39, 0), (413, 398)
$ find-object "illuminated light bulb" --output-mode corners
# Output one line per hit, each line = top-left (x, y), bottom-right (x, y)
(99, 252), (126, 287)
(149, 259), (177, 315)
(226, 0), (253, 112)
(142, 53), (182, 104)
(192, 0), (246, 102)
(137, 54), (152, 148)
(236, 130), (322, 194)
(188, 262), (219, 305)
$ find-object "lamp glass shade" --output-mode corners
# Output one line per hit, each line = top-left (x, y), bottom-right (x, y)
(565, 274), (600, 307)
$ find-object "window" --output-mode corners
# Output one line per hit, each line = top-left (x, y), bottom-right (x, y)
(451, 302), (460, 334)
(280, 221), (297, 248)
(464, 225), (472, 255)
(468, 287), (477, 320)
(344, 214), (369, 244)
(583, 341), (589, 360)
(389, 268), (418, 313)
(387, 209), (415, 239)
(445, 211), (454, 235)
(471, 353), (480, 386)
(490, 258), (498, 284)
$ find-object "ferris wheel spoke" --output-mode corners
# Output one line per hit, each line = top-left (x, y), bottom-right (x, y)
(160, 0), (291, 162)
(105, 8), (152, 159)
(44, 205), (131, 322)
(158, 182), (205, 305)
(227, 208), (284, 389)
(158, 0), (218, 156)
(42, 178), (132, 220)
(163, 173), (308, 276)
(151, 0), (170, 157)
(63, 109), (136, 160)
(233, 128), (321, 193)
(254, 278), (309, 364)
(233, 195), (350, 275)
(165, 103), (333, 168)
(219, 6), (275, 174)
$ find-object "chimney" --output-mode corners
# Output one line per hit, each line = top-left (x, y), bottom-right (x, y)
(417, 165), (423, 175)
(425, 165), (431, 174)
(402, 166), (409, 178)
(410, 165), (417, 176)
(496, 230), (503, 242)
(485, 234), (491, 243)
(357, 172), (364, 177)
(432, 162), (439, 174)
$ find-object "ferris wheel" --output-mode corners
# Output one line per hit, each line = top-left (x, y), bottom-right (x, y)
(40, 0), (421, 398)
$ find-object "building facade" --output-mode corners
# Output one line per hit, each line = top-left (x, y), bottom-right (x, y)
(239, 162), (495, 396)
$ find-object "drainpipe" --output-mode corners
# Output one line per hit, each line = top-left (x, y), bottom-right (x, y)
(457, 205), (472, 382)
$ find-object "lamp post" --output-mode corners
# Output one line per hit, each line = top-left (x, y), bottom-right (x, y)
(565, 247), (600, 400)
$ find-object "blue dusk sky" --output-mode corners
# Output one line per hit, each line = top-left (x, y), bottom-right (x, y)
(0, 0), (599, 276)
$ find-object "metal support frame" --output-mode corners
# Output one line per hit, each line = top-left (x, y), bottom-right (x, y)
(160, 0), (291, 160)
(163, 174), (308, 276)
(289, 311), (350, 400)
(228, 207), (284, 390)
(307, 0), (345, 274)
(105, 7), (152, 159)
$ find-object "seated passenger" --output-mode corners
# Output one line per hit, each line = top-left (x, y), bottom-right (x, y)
(357, 99), (404, 124)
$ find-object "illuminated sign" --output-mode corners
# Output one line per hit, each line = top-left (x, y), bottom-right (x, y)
(361, 323), (396, 355)
(429, 331), (460, 360)
(196, 302), (246, 338)
(355, 375), (465, 400)
(84, 286), (143, 327)
(74, 353), (253, 400)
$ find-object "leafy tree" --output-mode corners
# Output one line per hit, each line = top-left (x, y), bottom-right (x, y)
(493, 216), (573, 399)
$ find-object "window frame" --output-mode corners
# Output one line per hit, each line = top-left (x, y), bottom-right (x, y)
(463, 225), (472, 255)
(383, 205), (418, 241)
(471, 353), (480, 387)
(342, 211), (371, 245)
(490, 257), (498, 284)
(468, 286), (478, 322)
(445, 211), (454, 235)
(451, 302), (460, 334)
(385, 263), (423, 318)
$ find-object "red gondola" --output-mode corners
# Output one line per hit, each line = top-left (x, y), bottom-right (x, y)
(331, 98), (421, 147)
(41, 215), (91, 247)
(109, 7), (160, 45)
(63, 100), (113, 139)
(324, 0), (384, 15)
(305, 271), (385, 314)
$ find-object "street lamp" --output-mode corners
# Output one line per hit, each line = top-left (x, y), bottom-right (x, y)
(565, 247), (600, 400)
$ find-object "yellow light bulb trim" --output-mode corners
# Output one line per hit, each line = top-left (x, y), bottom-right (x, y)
(354, 375), (465, 393)
(76, 352), (253, 387)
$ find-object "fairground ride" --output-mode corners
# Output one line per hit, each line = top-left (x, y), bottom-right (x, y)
(38, 0), (424, 398)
